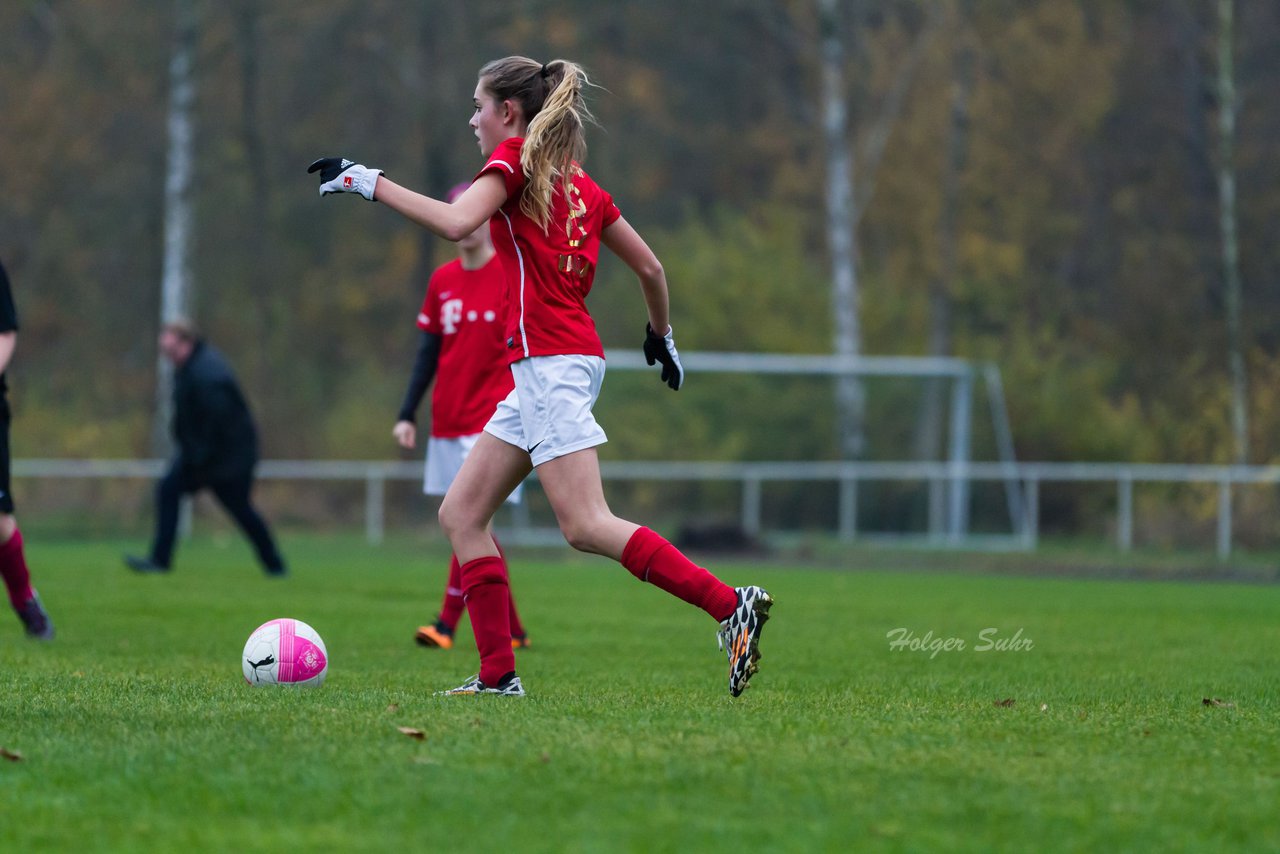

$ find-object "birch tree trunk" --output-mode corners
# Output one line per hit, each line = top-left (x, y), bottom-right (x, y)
(154, 0), (198, 456)
(818, 0), (865, 461)
(1217, 0), (1248, 465)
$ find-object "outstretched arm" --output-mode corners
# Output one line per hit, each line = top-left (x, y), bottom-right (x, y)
(375, 174), (507, 242)
(308, 157), (507, 242)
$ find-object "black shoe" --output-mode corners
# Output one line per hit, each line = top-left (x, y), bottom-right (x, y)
(16, 592), (54, 640)
(264, 565), (288, 578)
(125, 554), (170, 574)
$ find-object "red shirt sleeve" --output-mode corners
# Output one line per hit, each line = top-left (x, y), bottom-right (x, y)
(475, 137), (525, 200)
(600, 188), (621, 228)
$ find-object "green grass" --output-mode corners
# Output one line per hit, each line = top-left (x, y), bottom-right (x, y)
(2, 533), (1279, 852)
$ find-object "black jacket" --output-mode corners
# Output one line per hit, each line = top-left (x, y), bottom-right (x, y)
(172, 341), (258, 482)
(0, 260), (18, 404)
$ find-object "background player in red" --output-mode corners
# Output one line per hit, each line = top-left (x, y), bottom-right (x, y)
(393, 182), (530, 651)
(0, 259), (53, 639)
(310, 55), (772, 698)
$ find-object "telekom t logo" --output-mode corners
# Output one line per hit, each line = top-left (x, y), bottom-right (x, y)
(441, 299), (464, 334)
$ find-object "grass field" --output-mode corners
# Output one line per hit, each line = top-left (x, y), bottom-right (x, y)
(2, 533), (1279, 852)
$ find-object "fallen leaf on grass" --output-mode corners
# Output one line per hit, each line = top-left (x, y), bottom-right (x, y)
(540, 752), (551, 764)
(1202, 698), (1235, 708)
(994, 698), (1016, 708)
(386, 703), (400, 713)
(1, 747), (23, 762)
(1039, 704), (1048, 712)
(397, 727), (426, 740)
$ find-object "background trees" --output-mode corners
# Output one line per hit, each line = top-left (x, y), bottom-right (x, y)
(1, 0), (1277, 483)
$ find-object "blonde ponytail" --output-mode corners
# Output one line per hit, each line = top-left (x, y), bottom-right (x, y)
(477, 56), (596, 231)
(520, 60), (593, 229)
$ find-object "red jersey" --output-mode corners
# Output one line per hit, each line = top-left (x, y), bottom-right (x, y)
(475, 136), (621, 363)
(416, 255), (514, 438)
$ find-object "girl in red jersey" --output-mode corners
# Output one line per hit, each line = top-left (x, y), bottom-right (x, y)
(311, 56), (771, 698)
(394, 183), (529, 652)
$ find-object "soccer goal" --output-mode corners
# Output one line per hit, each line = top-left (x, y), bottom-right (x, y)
(599, 350), (1027, 546)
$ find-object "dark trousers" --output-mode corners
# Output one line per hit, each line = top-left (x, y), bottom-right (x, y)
(150, 462), (284, 573)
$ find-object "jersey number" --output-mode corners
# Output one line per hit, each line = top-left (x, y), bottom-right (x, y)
(557, 254), (593, 278)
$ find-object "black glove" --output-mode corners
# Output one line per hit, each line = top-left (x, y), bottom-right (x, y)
(307, 157), (383, 200)
(643, 323), (684, 391)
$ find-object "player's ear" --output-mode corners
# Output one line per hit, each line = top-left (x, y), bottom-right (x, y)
(501, 99), (519, 126)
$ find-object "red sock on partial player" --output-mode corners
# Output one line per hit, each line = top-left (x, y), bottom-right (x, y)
(620, 527), (737, 621)
(459, 555), (516, 686)
(437, 554), (466, 631)
(507, 597), (527, 641)
(490, 535), (527, 639)
(0, 528), (35, 610)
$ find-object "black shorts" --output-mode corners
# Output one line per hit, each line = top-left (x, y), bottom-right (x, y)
(0, 410), (12, 514)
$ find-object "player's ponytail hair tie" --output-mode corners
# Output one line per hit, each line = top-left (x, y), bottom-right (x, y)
(539, 63), (551, 79)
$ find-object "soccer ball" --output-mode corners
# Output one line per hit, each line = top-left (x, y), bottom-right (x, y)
(242, 618), (328, 687)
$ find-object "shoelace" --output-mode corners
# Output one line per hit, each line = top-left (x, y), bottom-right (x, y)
(716, 621), (735, 654)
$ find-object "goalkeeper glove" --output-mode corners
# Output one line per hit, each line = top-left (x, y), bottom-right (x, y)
(643, 323), (684, 391)
(307, 157), (383, 200)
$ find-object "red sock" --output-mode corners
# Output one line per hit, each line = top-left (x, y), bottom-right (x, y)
(0, 528), (34, 610)
(507, 597), (526, 640)
(437, 554), (466, 631)
(460, 555), (516, 685)
(492, 535), (527, 639)
(620, 527), (736, 621)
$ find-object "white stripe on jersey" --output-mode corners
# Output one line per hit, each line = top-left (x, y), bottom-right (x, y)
(490, 158), (516, 174)
(417, 312), (430, 326)
(497, 208), (529, 358)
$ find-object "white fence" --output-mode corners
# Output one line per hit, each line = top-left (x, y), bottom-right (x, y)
(14, 458), (1278, 559)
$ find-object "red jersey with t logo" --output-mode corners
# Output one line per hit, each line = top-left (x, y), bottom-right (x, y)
(476, 136), (621, 363)
(416, 255), (514, 438)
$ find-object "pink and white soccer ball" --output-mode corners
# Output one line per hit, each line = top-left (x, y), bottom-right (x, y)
(242, 618), (328, 687)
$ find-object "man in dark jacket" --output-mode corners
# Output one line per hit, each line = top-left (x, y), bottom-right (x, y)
(126, 319), (285, 576)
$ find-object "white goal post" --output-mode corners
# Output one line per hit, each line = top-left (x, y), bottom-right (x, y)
(600, 350), (1028, 543)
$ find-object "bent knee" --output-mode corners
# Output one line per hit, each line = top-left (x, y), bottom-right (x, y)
(560, 524), (594, 554)
(437, 500), (468, 539)
(558, 514), (613, 555)
(441, 495), (491, 532)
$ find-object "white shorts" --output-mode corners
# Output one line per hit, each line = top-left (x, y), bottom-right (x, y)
(424, 433), (524, 504)
(483, 354), (608, 468)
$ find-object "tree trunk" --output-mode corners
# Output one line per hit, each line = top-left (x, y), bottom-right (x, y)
(1217, 0), (1248, 465)
(917, 1), (974, 531)
(234, 0), (273, 389)
(154, 0), (198, 456)
(411, 3), (467, 287)
(818, 0), (865, 461)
